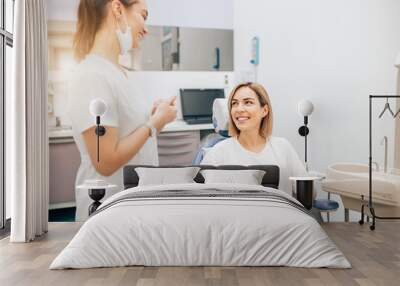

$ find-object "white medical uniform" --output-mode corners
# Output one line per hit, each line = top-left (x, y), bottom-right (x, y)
(67, 54), (158, 221)
(201, 136), (307, 195)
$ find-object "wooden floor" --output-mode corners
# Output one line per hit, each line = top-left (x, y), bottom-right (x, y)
(0, 222), (399, 286)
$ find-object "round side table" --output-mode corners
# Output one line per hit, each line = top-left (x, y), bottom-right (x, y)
(87, 188), (106, 215)
(289, 176), (324, 210)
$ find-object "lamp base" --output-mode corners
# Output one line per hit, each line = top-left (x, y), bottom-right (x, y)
(88, 188), (106, 216)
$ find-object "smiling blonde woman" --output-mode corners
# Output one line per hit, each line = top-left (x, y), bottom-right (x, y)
(201, 82), (307, 195)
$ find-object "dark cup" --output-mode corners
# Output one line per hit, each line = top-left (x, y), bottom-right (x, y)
(296, 180), (313, 210)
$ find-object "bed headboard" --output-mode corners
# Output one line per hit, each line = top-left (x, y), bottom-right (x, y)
(123, 165), (280, 189)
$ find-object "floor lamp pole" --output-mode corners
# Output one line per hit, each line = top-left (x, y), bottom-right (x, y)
(304, 116), (309, 171)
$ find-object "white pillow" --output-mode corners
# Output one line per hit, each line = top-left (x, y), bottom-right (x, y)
(200, 169), (266, 185)
(135, 167), (201, 186)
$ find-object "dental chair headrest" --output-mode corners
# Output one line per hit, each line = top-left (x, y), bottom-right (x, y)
(212, 98), (229, 137)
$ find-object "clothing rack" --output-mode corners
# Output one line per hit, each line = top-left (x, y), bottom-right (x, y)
(359, 95), (400, 230)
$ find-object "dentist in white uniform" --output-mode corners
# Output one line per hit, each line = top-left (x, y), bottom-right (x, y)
(67, 0), (176, 221)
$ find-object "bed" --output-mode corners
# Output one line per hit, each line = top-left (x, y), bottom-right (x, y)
(50, 165), (350, 269)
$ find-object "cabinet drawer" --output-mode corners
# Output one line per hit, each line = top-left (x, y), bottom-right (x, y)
(158, 153), (197, 166)
(49, 142), (80, 204)
(158, 131), (199, 142)
(157, 131), (200, 165)
(158, 139), (199, 155)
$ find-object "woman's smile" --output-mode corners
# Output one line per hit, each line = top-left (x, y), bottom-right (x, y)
(235, 115), (251, 124)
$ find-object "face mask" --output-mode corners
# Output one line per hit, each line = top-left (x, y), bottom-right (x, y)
(116, 16), (133, 55)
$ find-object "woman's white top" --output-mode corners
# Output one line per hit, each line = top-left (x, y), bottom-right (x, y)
(67, 54), (158, 221)
(201, 137), (307, 195)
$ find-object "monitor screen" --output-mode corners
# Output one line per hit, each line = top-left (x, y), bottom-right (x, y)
(180, 89), (225, 118)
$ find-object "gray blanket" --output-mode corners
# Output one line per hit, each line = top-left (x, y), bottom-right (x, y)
(92, 188), (314, 219)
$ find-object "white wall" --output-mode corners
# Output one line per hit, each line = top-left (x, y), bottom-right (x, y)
(47, 0), (234, 29)
(234, 0), (400, 221)
(146, 0), (233, 29)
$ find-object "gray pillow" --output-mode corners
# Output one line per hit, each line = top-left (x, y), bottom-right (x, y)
(200, 169), (266, 185)
(135, 167), (201, 186)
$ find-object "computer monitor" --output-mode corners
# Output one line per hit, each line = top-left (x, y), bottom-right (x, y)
(180, 89), (225, 124)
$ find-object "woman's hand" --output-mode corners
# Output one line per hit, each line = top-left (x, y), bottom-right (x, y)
(149, 96), (177, 132)
(151, 96), (176, 115)
(151, 99), (163, 115)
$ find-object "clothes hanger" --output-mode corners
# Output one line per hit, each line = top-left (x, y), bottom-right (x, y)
(378, 98), (395, 118)
(394, 107), (400, 118)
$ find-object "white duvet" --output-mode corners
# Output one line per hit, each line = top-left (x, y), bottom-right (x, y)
(50, 183), (351, 269)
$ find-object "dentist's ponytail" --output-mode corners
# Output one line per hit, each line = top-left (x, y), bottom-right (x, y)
(73, 0), (136, 61)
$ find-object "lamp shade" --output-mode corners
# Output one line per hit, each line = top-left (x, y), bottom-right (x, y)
(297, 99), (314, 116)
(395, 51), (400, 68)
(89, 98), (107, 117)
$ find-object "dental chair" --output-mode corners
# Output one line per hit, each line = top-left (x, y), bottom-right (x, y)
(193, 98), (230, 164)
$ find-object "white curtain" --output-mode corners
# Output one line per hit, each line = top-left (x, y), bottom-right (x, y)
(395, 71), (400, 169)
(9, 0), (49, 242)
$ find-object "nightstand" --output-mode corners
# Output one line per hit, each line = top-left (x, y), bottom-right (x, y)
(289, 176), (323, 210)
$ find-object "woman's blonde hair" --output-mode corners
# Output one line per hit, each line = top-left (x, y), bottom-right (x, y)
(73, 0), (137, 61)
(228, 82), (273, 139)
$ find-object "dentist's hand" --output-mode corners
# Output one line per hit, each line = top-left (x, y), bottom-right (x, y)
(149, 96), (177, 133)
(151, 96), (176, 115)
(151, 99), (163, 115)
